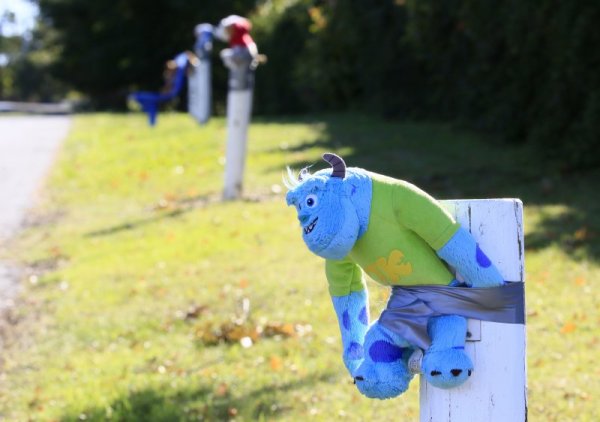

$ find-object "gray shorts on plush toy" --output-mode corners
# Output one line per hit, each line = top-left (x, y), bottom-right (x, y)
(285, 153), (524, 400)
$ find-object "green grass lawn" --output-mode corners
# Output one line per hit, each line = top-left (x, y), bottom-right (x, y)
(1, 112), (598, 421)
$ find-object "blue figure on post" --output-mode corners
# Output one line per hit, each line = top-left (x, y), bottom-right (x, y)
(130, 51), (197, 126)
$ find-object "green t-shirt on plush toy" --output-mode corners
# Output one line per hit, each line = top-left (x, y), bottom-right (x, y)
(326, 172), (460, 296)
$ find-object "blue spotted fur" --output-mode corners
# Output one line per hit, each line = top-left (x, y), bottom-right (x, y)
(331, 290), (370, 374)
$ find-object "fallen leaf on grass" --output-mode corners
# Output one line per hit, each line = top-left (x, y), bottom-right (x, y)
(563, 390), (590, 401)
(215, 382), (229, 397)
(195, 321), (311, 346)
(574, 227), (591, 241)
(195, 322), (259, 346)
(560, 322), (577, 334)
(262, 322), (296, 337)
(196, 325), (220, 345)
(222, 322), (260, 342)
(176, 303), (208, 321)
(194, 298), (311, 346)
(186, 305), (208, 320)
(270, 356), (283, 371)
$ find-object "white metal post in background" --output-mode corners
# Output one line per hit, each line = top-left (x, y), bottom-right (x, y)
(221, 54), (255, 200)
(419, 199), (527, 421)
(223, 87), (253, 200)
(216, 15), (265, 200)
(221, 37), (257, 200)
(189, 23), (213, 125)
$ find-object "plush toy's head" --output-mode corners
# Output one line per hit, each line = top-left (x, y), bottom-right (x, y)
(286, 153), (368, 260)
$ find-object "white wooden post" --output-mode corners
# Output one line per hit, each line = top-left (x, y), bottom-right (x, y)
(222, 89), (253, 200)
(419, 199), (527, 421)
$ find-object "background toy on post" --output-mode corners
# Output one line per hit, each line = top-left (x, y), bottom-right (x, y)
(130, 51), (198, 126)
(188, 23), (213, 125)
(215, 15), (265, 200)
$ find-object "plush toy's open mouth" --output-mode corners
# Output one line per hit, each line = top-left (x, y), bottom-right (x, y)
(303, 217), (318, 235)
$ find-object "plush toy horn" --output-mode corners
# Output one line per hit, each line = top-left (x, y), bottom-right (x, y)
(322, 153), (346, 179)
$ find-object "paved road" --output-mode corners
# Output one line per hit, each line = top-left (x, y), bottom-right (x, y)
(0, 116), (71, 309)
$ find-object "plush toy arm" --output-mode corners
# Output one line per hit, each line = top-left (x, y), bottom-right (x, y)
(331, 290), (370, 375)
(326, 258), (370, 375)
(437, 227), (504, 287)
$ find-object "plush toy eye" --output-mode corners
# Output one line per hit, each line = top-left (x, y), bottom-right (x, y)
(305, 194), (318, 208)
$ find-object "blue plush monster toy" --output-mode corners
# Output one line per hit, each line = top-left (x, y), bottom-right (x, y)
(285, 153), (522, 400)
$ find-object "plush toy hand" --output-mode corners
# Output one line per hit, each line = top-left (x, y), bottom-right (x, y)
(331, 290), (370, 375)
(437, 227), (504, 287)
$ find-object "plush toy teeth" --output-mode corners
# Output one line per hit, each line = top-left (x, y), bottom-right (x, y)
(303, 217), (318, 234)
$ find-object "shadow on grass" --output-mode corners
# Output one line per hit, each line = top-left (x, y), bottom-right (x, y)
(85, 209), (189, 238)
(271, 114), (535, 196)
(84, 195), (220, 238)
(267, 113), (600, 262)
(60, 371), (339, 422)
(523, 181), (600, 261)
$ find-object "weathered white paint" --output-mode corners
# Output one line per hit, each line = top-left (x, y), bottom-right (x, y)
(419, 199), (527, 422)
(222, 89), (253, 200)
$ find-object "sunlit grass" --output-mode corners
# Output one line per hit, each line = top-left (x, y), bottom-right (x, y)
(0, 112), (597, 421)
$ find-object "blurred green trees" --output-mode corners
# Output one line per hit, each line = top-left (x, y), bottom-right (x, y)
(398, 0), (600, 172)
(0, 19), (68, 102)
(5, 0), (599, 170)
(252, 0), (600, 171)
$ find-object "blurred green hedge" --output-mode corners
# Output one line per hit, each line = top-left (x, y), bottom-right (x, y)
(252, 0), (600, 172)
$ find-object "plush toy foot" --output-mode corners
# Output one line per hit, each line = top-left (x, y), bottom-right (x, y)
(422, 347), (473, 389)
(353, 322), (413, 399)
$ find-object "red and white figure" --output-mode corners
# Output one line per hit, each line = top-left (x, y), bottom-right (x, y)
(214, 15), (259, 73)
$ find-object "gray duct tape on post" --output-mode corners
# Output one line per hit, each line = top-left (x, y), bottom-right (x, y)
(379, 282), (525, 350)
